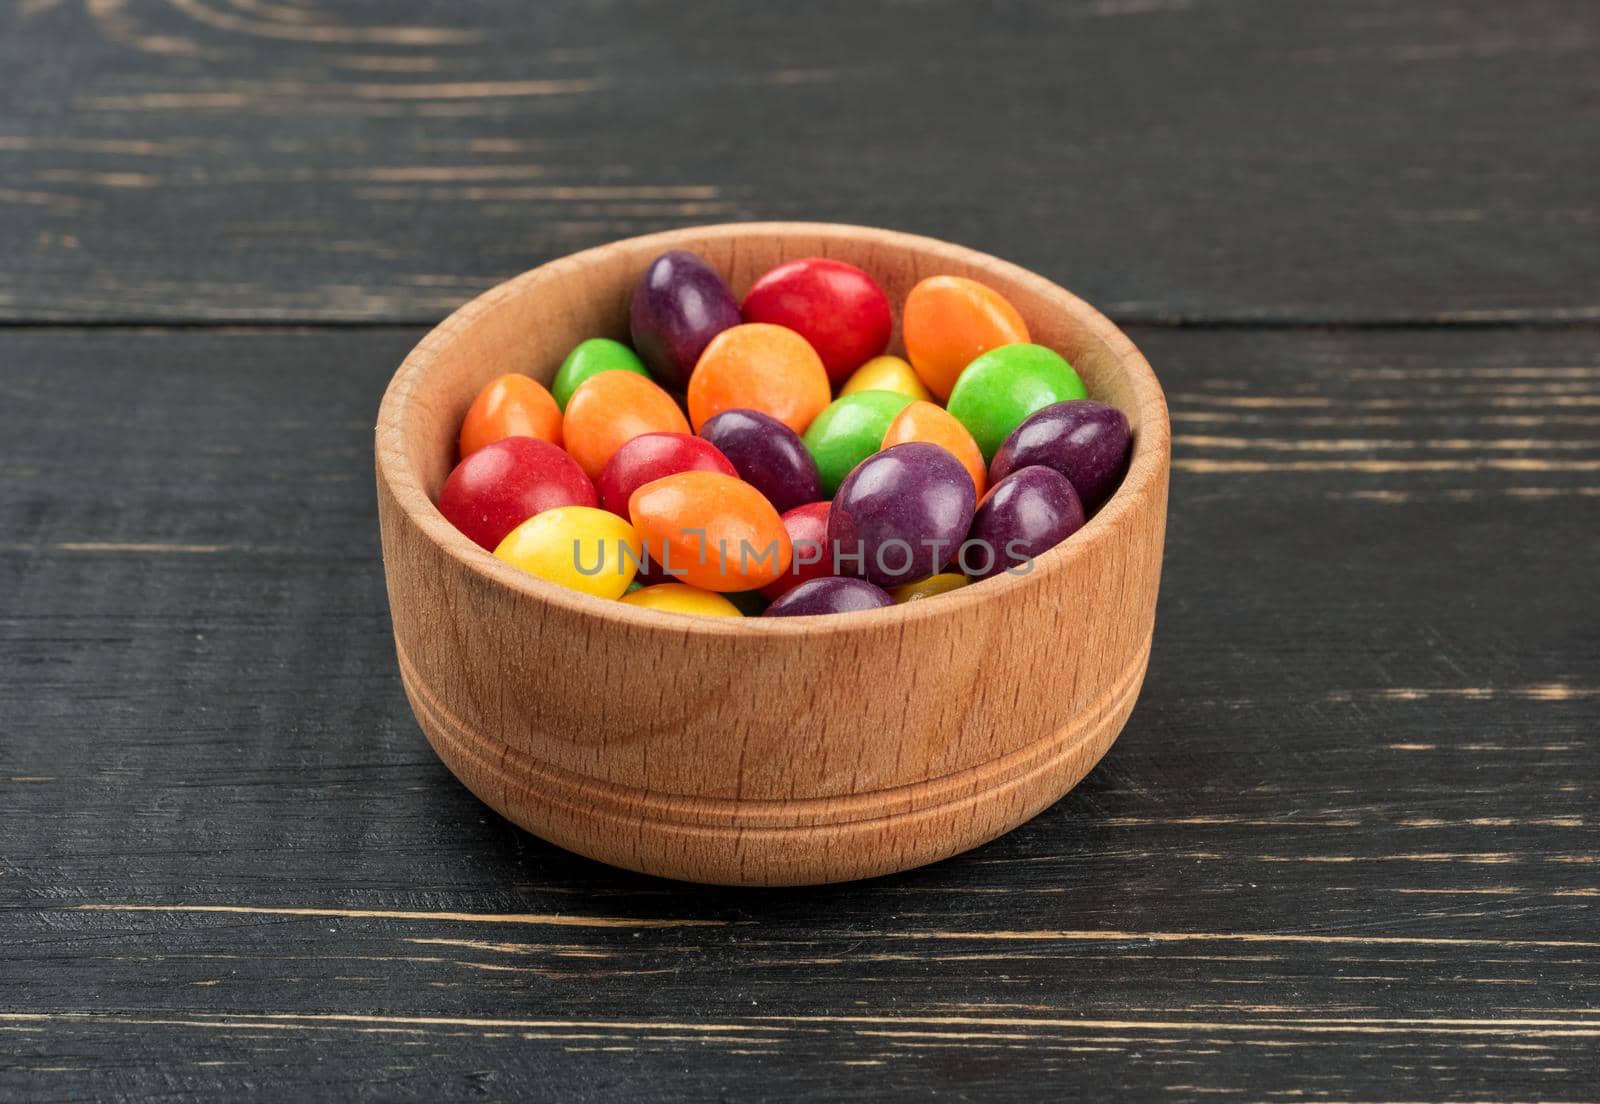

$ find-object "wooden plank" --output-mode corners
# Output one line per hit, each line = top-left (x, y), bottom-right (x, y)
(0, 0), (1596, 324)
(1, 325), (1596, 1098)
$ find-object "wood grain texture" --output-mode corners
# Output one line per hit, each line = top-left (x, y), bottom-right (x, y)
(3, 325), (1596, 1098)
(376, 224), (1169, 885)
(0, 0), (1595, 324)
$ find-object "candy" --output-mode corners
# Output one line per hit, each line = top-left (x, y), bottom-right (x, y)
(881, 400), (987, 498)
(459, 373), (563, 456)
(628, 470), (792, 592)
(698, 409), (822, 514)
(620, 583), (742, 617)
(840, 355), (933, 402)
(828, 442), (976, 588)
(802, 390), (915, 498)
(493, 506), (642, 599)
(989, 400), (1132, 512)
(629, 250), (741, 389)
(596, 432), (736, 517)
(552, 338), (650, 411)
(687, 323), (831, 435)
(760, 501), (832, 600)
(741, 258), (892, 383)
(946, 344), (1087, 462)
(439, 436), (597, 551)
(902, 275), (1030, 401)
(889, 572), (970, 604)
(763, 576), (892, 617)
(965, 466), (1084, 581)
(563, 370), (691, 481)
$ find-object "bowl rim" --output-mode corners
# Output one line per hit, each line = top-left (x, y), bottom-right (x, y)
(376, 221), (1169, 636)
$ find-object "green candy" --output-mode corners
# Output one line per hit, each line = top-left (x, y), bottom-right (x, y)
(802, 390), (916, 496)
(947, 344), (1086, 461)
(551, 338), (650, 410)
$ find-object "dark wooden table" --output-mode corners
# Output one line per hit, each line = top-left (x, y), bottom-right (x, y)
(3, 2), (1597, 1100)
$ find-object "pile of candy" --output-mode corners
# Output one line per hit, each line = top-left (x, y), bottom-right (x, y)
(437, 251), (1132, 617)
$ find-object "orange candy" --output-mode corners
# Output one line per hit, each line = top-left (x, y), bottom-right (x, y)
(881, 400), (988, 498)
(628, 471), (792, 592)
(686, 323), (831, 435)
(563, 370), (691, 480)
(902, 276), (1030, 402)
(459, 373), (563, 457)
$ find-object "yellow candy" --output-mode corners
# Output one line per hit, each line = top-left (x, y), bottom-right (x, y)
(890, 572), (970, 604)
(840, 355), (933, 402)
(620, 583), (743, 617)
(493, 506), (641, 599)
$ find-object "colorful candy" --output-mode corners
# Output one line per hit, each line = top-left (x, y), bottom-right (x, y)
(628, 470), (792, 592)
(890, 572), (970, 604)
(493, 506), (641, 599)
(946, 344), (1087, 462)
(630, 250), (741, 389)
(989, 400), (1132, 512)
(761, 501), (832, 600)
(621, 583), (742, 617)
(439, 436), (597, 551)
(563, 370), (691, 480)
(596, 432), (736, 517)
(802, 390), (916, 497)
(966, 467), (1084, 580)
(459, 373), (563, 456)
(828, 442), (976, 588)
(698, 408), (822, 514)
(902, 275), (1030, 401)
(764, 576), (892, 617)
(881, 400), (987, 498)
(741, 258), (892, 384)
(842, 356), (932, 403)
(687, 323), (831, 435)
(552, 338), (650, 410)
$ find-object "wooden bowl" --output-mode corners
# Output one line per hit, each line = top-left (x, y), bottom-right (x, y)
(375, 223), (1168, 886)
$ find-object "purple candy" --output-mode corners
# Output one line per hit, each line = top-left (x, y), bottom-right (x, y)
(965, 466), (1084, 581)
(699, 408), (822, 514)
(828, 442), (976, 589)
(763, 577), (892, 617)
(989, 400), (1131, 512)
(629, 250), (741, 389)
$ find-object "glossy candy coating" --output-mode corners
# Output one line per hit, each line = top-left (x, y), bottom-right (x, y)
(763, 576), (892, 617)
(828, 442), (976, 589)
(889, 572), (970, 604)
(628, 470), (792, 592)
(989, 400), (1132, 512)
(459, 373), (563, 456)
(552, 338), (650, 410)
(840, 355), (933, 402)
(946, 344), (1087, 462)
(965, 466), (1085, 581)
(563, 370), (691, 481)
(438, 436), (597, 551)
(740, 257), (892, 384)
(902, 275), (1030, 401)
(760, 501), (832, 601)
(881, 400), (988, 498)
(492, 506), (642, 599)
(698, 409), (822, 514)
(629, 250), (741, 389)
(596, 432), (736, 517)
(620, 583), (742, 617)
(687, 323), (831, 435)
(801, 390), (915, 498)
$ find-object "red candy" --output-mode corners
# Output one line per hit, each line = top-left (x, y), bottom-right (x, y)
(438, 436), (596, 550)
(761, 501), (833, 600)
(741, 258), (892, 385)
(596, 432), (737, 517)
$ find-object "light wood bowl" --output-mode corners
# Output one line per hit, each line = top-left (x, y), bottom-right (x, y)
(375, 223), (1168, 886)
